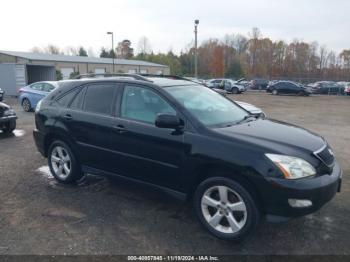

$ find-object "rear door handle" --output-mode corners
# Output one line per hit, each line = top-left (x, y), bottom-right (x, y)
(113, 124), (127, 133)
(64, 114), (73, 120)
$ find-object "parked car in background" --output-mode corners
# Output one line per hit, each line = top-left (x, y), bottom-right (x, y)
(0, 102), (17, 134)
(337, 82), (350, 95)
(267, 80), (280, 87)
(249, 78), (269, 90)
(221, 79), (245, 94)
(307, 81), (344, 95)
(18, 81), (58, 112)
(267, 81), (311, 96)
(345, 84), (350, 96)
(236, 79), (250, 88)
(206, 79), (224, 89)
(206, 79), (245, 94)
(0, 87), (4, 101)
(33, 75), (342, 241)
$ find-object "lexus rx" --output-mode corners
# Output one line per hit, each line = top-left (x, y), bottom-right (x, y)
(33, 75), (342, 241)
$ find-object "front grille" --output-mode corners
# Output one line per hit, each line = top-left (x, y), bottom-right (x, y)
(314, 145), (335, 167)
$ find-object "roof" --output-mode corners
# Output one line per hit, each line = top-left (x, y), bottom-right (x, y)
(51, 76), (199, 90)
(145, 77), (199, 87)
(0, 50), (167, 68)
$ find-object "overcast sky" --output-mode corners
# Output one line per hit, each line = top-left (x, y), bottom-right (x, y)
(1, 0), (349, 56)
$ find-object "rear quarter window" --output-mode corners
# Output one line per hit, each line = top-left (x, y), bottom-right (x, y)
(55, 88), (82, 107)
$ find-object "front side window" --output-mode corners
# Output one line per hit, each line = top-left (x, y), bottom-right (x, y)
(165, 85), (248, 127)
(121, 85), (176, 124)
(84, 84), (116, 115)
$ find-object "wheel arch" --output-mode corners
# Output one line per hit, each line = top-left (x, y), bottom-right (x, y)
(188, 164), (265, 213)
(43, 130), (78, 159)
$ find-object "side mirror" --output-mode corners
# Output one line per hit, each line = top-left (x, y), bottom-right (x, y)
(155, 113), (182, 129)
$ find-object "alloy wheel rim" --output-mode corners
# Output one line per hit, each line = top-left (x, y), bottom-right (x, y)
(23, 100), (30, 111)
(201, 185), (247, 234)
(50, 146), (71, 179)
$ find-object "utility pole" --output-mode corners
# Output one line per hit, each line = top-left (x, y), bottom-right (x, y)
(107, 32), (115, 73)
(194, 19), (199, 78)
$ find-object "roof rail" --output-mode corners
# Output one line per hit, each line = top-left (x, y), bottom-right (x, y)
(73, 73), (152, 82)
(139, 74), (204, 85)
(139, 74), (184, 80)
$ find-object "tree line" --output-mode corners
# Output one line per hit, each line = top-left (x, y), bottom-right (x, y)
(31, 28), (350, 81)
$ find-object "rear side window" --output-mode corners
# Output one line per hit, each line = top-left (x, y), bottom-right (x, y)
(83, 84), (116, 115)
(56, 87), (82, 107)
(30, 83), (43, 90)
(42, 83), (55, 92)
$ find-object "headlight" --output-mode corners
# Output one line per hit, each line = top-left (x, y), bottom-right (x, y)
(3, 109), (15, 116)
(265, 154), (316, 179)
(35, 100), (42, 113)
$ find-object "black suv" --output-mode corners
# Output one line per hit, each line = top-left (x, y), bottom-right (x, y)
(33, 75), (342, 241)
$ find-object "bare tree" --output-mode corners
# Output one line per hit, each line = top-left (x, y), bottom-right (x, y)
(137, 36), (152, 55)
(88, 47), (96, 57)
(44, 44), (61, 55)
(64, 46), (78, 56)
(233, 34), (248, 55)
(319, 45), (328, 75)
(31, 46), (43, 53)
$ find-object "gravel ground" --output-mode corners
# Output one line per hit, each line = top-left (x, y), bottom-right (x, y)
(0, 92), (349, 255)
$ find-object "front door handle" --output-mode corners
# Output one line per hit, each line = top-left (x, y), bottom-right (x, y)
(113, 124), (127, 133)
(64, 114), (73, 120)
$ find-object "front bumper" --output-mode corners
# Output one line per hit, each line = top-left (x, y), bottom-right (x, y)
(0, 115), (17, 123)
(262, 161), (342, 221)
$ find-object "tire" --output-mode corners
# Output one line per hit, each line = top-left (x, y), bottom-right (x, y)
(22, 98), (32, 112)
(48, 140), (83, 184)
(231, 87), (238, 94)
(2, 120), (16, 134)
(193, 177), (260, 241)
(272, 89), (278, 95)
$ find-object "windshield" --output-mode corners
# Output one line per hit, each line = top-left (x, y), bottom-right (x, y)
(164, 85), (248, 126)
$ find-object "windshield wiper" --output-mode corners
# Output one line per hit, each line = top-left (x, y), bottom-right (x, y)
(236, 115), (258, 125)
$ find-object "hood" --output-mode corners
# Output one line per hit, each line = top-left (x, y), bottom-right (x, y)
(213, 119), (325, 153)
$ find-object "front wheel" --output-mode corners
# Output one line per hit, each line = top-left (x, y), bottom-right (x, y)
(48, 140), (83, 184)
(22, 98), (32, 112)
(272, 89), (278, 95)
(194, 177), (260, 241)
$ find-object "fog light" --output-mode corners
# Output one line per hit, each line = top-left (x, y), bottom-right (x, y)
(288, 199), (312, 208)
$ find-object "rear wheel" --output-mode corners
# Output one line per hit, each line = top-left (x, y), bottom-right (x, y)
(231, 87), (239, 94)
(22, 98), (32, 112)
(48, 140), (83, 184)
(272, 89), (278, 95)
(194, 177), (260, 241)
